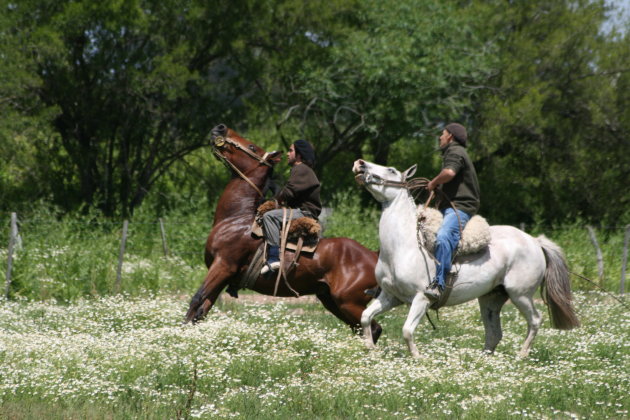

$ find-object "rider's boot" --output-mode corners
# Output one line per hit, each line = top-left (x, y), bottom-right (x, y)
(424, 280), (442, 301)
(261, 245), (281, 275)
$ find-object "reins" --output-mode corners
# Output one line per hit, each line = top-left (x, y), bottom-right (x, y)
(212, 135), (272, 197)
(569, 271), (630, 310)
(355, 172), (464, 235)
(272, 208), (301, 298)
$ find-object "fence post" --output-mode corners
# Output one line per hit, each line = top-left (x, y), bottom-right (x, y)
(621, 225), (629, 295)
(5, 212), (18, 298)
(587, 225), (604, 287)
(159, 218), (169, 257)
(115, 220), (129, 293)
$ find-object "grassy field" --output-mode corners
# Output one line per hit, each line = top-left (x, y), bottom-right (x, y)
(1, 193), (628, 303)
(1, 199), (629, 418)
(0, 291), (627, 419)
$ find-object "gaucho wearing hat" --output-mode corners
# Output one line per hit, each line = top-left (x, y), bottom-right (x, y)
(424, 123), (480, 301)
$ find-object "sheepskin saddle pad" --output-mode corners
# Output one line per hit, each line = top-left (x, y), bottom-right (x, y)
(417, 206), (491, 256)
(251, 200), (321, 251)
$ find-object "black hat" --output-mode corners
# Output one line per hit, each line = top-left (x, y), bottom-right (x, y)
(293, 139), (316, 167)
(445, 123), (468, 147)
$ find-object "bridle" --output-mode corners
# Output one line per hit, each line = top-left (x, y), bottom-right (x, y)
(355, 171), (431, 197)
(354, 172), (412, 189)
(212, 134), (272, 197)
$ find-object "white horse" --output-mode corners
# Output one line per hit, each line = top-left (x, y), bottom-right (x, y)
(352, 159), (580, 358)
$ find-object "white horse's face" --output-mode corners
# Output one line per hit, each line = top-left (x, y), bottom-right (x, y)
(352, 159), (417, 202)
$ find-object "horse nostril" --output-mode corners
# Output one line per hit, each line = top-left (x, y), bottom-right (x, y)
(212, 124), (227, 136)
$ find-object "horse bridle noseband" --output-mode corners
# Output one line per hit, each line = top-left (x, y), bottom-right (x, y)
(212, 135), (272, 197)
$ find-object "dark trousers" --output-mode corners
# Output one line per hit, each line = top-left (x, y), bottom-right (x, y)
(261, 208), (307, 247)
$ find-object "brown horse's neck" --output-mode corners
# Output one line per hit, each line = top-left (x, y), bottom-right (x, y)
(213, 167), (270, 224)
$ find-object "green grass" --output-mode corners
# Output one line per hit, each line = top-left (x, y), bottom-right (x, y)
(3, 194), (627, 302)
(0, 292), (627, 419)
(0, 198), (628, 418)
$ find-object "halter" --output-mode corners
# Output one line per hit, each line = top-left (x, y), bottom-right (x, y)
(212, 135), (272, 197)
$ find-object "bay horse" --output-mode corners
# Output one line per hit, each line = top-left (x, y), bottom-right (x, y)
(352, 159), (580, 358)
(184, 124), (382, 343)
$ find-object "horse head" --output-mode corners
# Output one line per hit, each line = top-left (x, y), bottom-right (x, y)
(211, 123), (282, 176)
(352, 159), (417, 203)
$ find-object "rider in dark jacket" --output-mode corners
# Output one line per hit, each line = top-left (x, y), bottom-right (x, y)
(261, 139), (321, 274)
(425, 123), (480, 300)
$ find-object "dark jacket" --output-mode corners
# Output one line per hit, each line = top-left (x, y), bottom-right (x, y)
(275, 163), (322, 218)
(438, 142), (480, 216)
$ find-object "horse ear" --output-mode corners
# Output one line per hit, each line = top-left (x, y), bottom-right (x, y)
(266, 150), (283, 164)
(403, 164), (417, 180)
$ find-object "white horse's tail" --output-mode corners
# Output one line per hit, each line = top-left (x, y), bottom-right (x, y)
(537, 235), (581, 330)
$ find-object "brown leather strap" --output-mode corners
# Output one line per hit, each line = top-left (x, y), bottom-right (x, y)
(430, 271), (458, 310)
(273, 209), (300, 297)
(286, 237), (304, 275)
(213, 149), (265, 197)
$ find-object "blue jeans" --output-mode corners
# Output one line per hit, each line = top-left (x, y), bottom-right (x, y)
(433, 208), (471, 290)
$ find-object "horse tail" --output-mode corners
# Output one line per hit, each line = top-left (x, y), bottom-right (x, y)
(537, 235), (580, 330)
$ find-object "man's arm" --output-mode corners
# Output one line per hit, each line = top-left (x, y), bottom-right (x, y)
(274, 164), (319, 205)
(427, 168), (456, 191)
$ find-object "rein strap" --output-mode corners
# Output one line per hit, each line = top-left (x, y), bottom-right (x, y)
(212, 135), (273, 197)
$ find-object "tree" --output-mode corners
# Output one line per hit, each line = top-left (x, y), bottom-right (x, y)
(471, 0), (630, 224)
(4, 0), (286, 216)
(0, 1), (57, 209)
(255, 0), (495, 190)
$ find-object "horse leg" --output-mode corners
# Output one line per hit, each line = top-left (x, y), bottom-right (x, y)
(509, 293), (543, 358)
(339, 297), (384, 345)
(316, 291), (356, 329)
(360, 290), (401, 349)
(185, 258), (234, 323)
(401, 294), (430, 359)
(317, 292), (383, 344)
(477, 287), (509, 353)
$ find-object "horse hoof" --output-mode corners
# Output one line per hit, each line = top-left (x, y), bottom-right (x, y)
(364, 340), (376, 350)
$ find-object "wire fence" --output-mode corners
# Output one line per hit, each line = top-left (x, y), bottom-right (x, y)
(2, 212), (629, 298)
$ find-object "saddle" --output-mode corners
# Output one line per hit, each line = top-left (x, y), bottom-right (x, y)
(416, 206), (491, 256)
(250, 200), (321, 251)
(416, 206), (491, 310)
(231, 201), (321, 295)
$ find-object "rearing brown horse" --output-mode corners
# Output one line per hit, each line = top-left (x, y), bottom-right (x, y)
(185, 124), (382, 342)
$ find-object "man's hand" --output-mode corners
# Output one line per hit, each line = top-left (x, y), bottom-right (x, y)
(428, 168), (456, 191)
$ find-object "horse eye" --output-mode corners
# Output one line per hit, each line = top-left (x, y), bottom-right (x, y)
(248, 145), (257, 151)
(388, 168), (396, 174)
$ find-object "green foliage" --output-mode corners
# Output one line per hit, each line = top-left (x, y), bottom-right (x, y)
(1, 0), (288, 216)
(1, 0), (629, 225)
(471, 0), (630, 224)
(3, 197), (628, 302)
(324, 189), (380, 250)
(258, 0), (494, 193)
(2, 205), (210, 302)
